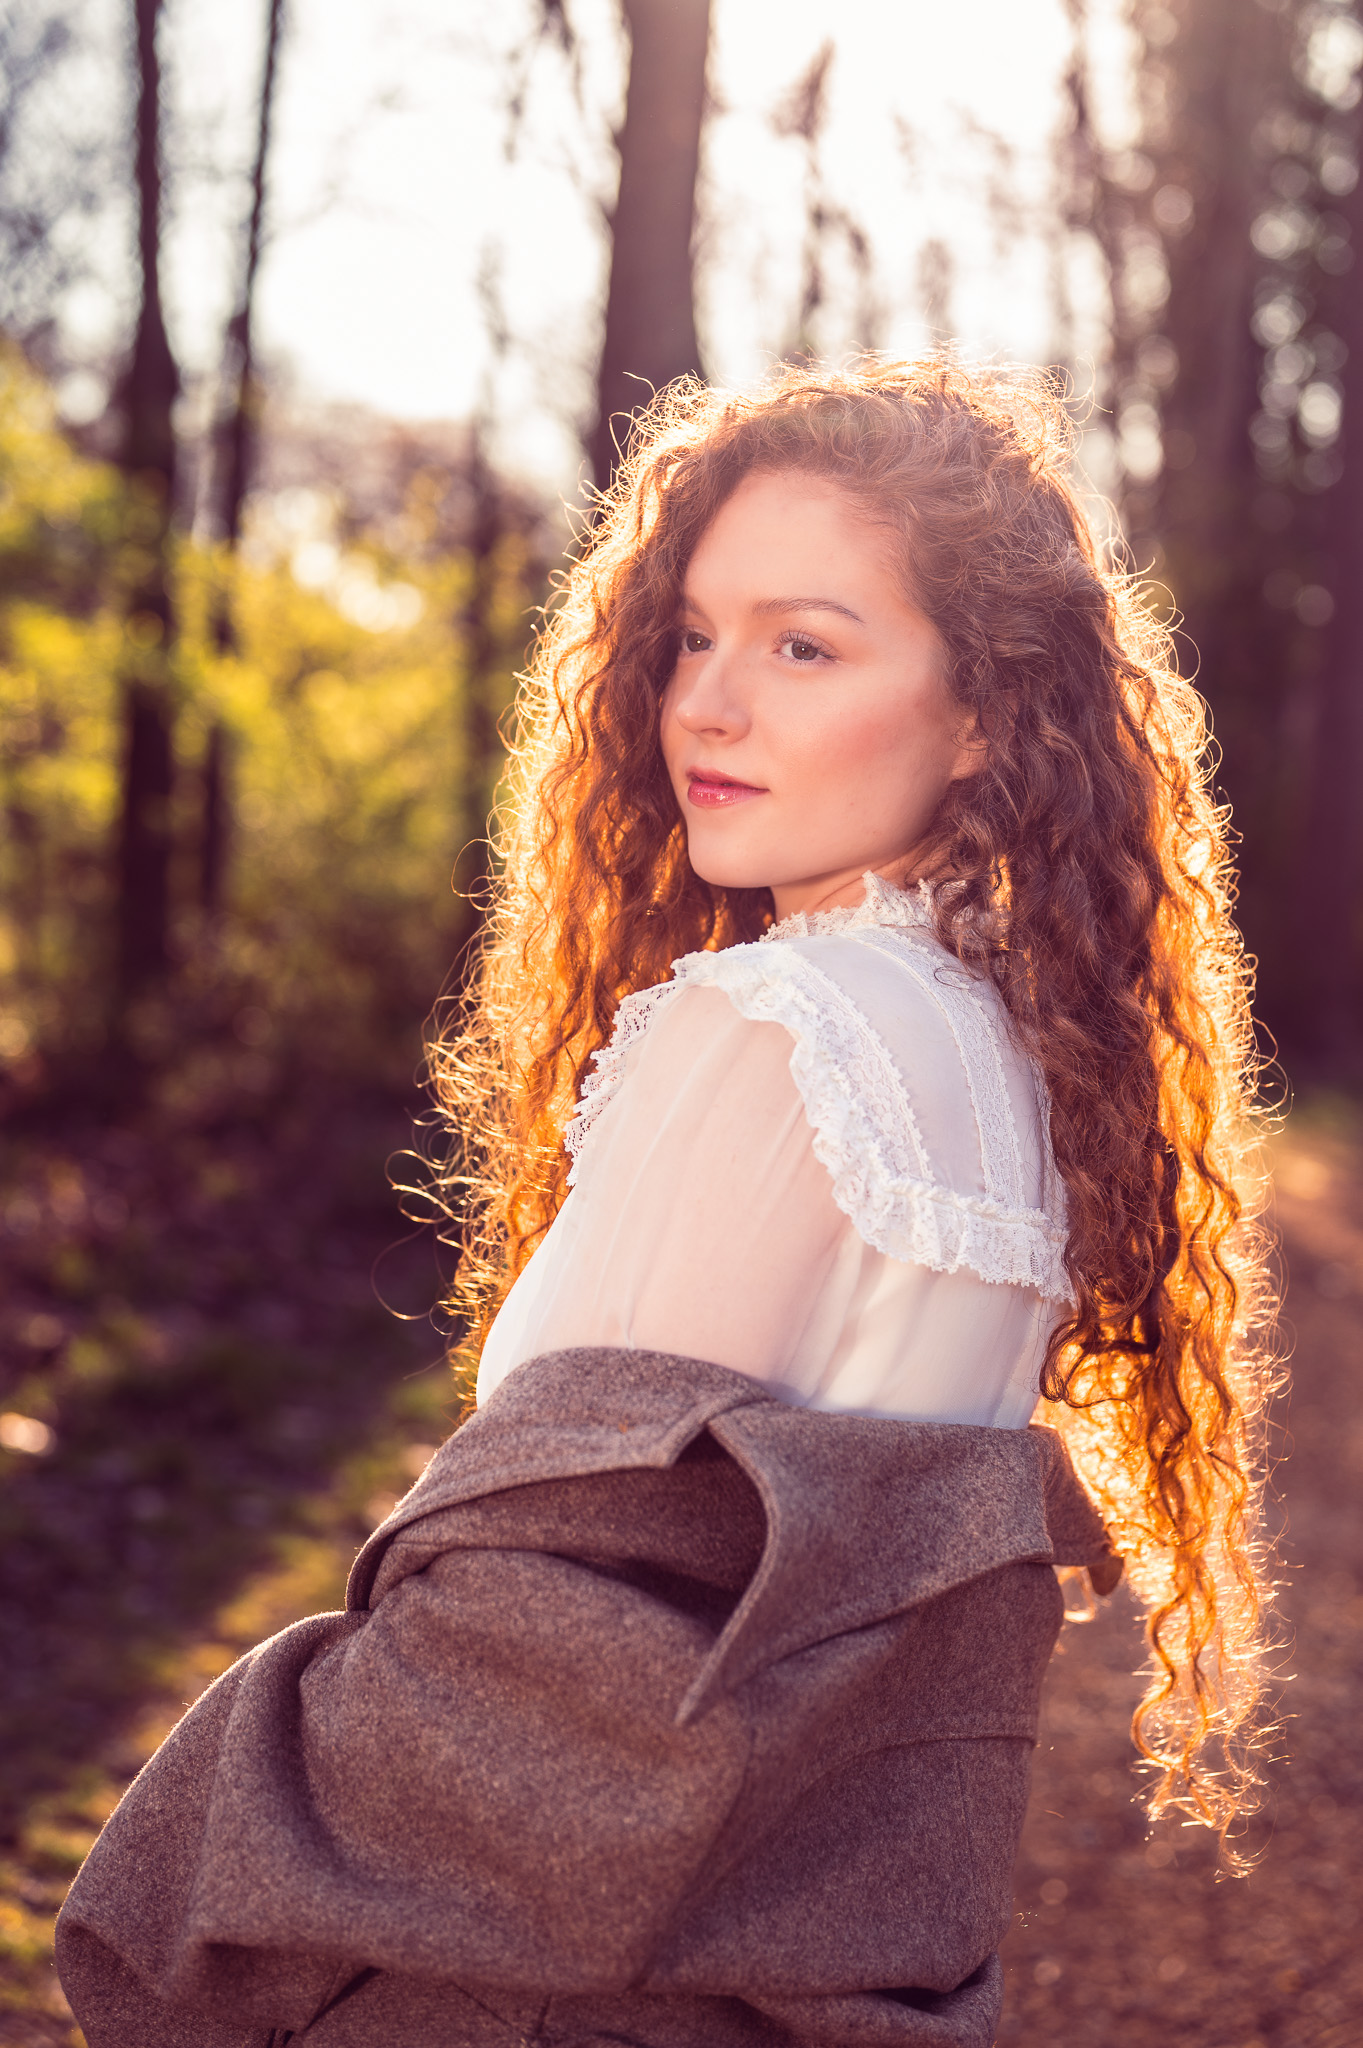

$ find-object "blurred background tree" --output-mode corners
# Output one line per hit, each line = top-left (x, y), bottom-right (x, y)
(1064, 0), (1363, 1069)
(112, 0), (179, 1028)
(588, 0), (710, 486)
(4, 0), (1349, 1109)
(0, 4), (113, 335)
(0, 0), (723, 1903)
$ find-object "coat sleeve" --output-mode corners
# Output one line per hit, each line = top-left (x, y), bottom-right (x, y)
(55, 1513), (753, 2045)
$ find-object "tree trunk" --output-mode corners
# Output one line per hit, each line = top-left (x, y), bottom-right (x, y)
(114, 0), (179, 1006)
(214, 0), (284, 561)
(1142, 0), (1283, 694)
(1064, 0), (1359, 1065)
(198, 721), (230, 920)
(202, 0), (285, 919)
(1288, 120), (1363, 1067)
(116, 683), (174, 991)
(586, 0), (710, 489)
(1077, 0), (1310, 1035)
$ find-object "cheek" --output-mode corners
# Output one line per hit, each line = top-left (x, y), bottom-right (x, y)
(785, 686), (950, 803)
(658, 683), (684, 775)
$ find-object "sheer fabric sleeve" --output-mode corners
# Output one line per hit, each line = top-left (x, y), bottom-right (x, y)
(478, 985), (853, 1390)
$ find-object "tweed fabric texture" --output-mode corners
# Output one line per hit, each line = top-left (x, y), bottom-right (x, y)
(56, 1347), (1116, 2048)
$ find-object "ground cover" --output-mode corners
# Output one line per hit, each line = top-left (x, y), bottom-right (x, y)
(0, 1104), (1358, 2047)
(0, 1074), (452, 2043)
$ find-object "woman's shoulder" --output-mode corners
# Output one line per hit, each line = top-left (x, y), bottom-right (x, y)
(681, 928), (1067, 1297)
(563, 977), (774, 1186)
(567, 908), (1070, 1302)
(669, 905), (1016, 1110)
(576, 907), (987, 1117)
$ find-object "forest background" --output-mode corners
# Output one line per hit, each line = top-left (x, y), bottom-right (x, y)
(1, 0), (1361, 2042)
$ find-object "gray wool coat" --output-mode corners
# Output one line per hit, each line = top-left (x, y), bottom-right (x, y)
(56, 1347), (1118, 2048)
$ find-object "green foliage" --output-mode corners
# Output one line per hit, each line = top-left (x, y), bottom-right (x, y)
(0, 284), (536, 2039)
(0, 344), (124, 609)
(0, 346), (536, 1093)
(1, 353), (126, 1054)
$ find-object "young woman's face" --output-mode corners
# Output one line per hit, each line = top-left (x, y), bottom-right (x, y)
(660, 469), (979, 920)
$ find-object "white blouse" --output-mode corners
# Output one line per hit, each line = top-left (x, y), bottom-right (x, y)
(477, 873), (1071, 1429)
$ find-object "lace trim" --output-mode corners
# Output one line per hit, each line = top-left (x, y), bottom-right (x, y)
(856, 928), (1028, 1209)
(562, 875), (1071, 1302)
(563, 980), (681, 1185)
(770, 875), (1033, 1218)
(758, 869), (935, 944)
(675, 944), (1070, 1301)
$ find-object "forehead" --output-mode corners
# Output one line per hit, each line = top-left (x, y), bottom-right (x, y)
(683, 470), (903, 601)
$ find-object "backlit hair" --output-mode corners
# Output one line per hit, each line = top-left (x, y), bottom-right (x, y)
(429, 357), (1279, 1854)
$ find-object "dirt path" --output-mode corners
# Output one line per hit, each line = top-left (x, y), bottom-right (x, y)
(999, 1106), (1363, 2047)
(2, 1111), (1360, 2046)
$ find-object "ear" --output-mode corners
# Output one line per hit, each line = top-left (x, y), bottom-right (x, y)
(948, 713), (989, 784)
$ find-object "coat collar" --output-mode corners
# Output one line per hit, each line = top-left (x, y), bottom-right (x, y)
(346, 1348), (767, 1610)
(347, 1348), (1115, 1722)
(688, 1402), (1088, 1721)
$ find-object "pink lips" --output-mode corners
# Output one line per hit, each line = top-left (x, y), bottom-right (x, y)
(686, 770), (766, 809)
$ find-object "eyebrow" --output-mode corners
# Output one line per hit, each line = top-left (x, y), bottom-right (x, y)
(680, 593), (867, 626)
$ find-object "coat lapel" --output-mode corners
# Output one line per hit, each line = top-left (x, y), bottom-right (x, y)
(680, 1409), (1085, 1722)
(346, 1346), (1113, 1730)
(346, 1348), (767, 1610)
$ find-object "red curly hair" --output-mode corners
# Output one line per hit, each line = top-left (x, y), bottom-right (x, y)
(430, 356), (1278, 1853)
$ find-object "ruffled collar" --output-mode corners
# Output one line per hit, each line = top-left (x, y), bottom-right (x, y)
(759, 870), (936, 945)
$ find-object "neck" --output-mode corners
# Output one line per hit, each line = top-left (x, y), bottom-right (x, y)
(769, 853), (920, 923)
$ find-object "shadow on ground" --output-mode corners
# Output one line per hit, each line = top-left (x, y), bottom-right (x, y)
(1, 1102), (1359, 2047)
(0, 1078), (456, 2044)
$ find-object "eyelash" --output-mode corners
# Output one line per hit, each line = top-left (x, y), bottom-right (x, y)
(676, 628), (834, 663)
(775, 629), (833, 664)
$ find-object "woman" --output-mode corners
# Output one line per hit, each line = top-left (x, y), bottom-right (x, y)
(58, 359), (1275, 2048)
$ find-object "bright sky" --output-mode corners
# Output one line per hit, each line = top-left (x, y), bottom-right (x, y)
(59, 0), (1140, 491)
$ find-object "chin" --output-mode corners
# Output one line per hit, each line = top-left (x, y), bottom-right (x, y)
(687, 857), (768, 893)
(682, 833), (772, 894)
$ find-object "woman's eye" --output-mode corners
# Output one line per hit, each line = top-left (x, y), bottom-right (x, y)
(781, 635), (827, 663)
(680, 628), (710, 654)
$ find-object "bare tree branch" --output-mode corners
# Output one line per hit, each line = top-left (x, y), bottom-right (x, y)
(0, 3), (118, 334)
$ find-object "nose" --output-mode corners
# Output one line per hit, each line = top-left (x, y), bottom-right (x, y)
(667, 645), (751, 739)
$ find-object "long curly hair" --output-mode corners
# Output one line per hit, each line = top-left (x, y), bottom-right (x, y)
(429, 356), (1278, 1852)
